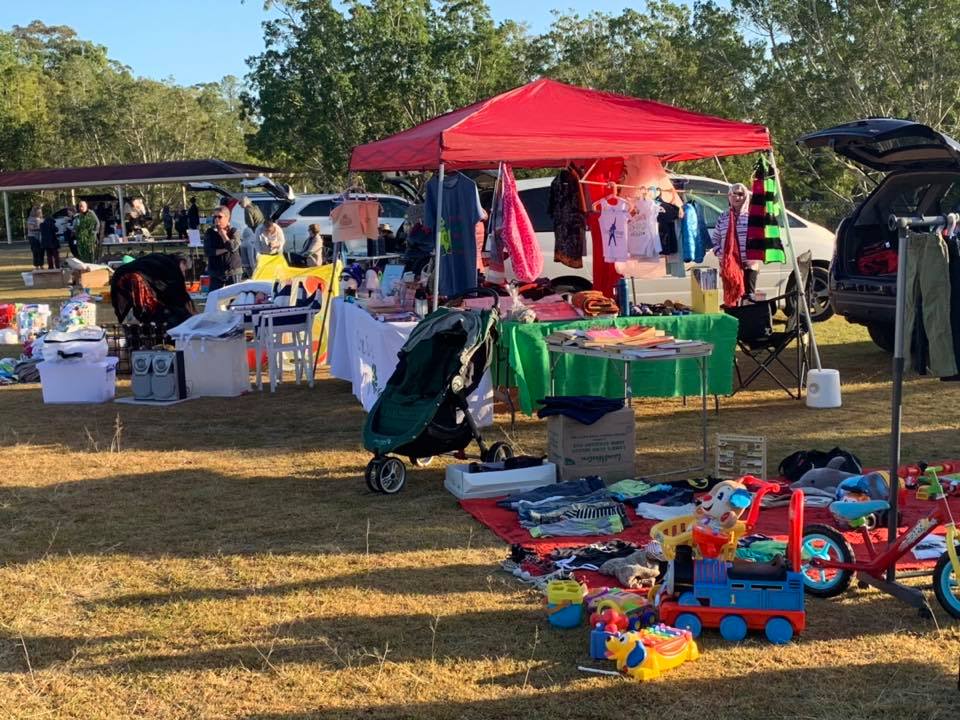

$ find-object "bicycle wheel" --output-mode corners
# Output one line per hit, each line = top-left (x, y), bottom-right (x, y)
(800, 524), (855, 597)
(932, 550), (960, 619)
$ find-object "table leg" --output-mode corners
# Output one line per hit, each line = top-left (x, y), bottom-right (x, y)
(550, 352), (560, 396)
(624, 359), (632, 407)
(700, 356), (709, 468)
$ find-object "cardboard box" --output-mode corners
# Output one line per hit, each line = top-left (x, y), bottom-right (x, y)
(73, 268), (111, 288)
(548, 406), (636, 481)
(444, 462), (557, 500)
(31, 269), (69, 289)
(690, 273), (720, 314)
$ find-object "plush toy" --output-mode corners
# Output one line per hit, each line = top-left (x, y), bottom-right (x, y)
(694, 479), (752, 535)
(791, 456), (857, 493)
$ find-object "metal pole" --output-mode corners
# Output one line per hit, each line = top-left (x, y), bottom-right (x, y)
(312, 240), (341, 377)
(432, 163), (445, 312)
(887, 221), (911, 581)
(3, 192), (10, 245)
(116, 185), (125, 236)
(767, 150), (822, 370)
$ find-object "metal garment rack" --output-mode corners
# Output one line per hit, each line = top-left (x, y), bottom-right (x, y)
(877, 213), (948, 610)
(546, 343), (713, 478)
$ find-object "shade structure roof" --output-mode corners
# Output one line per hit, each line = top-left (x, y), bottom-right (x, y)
(0, 159), (282, 193)
(349, 78), (772, 172)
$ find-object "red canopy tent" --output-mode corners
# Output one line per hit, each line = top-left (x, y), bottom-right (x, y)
(347, 78), (819, 368)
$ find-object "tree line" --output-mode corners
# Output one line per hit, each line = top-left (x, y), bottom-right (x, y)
(5, 2), (960, 233)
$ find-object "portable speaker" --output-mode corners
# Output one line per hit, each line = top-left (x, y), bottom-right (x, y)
(150, 350), (187, 401)
(131, 350), (154, 400)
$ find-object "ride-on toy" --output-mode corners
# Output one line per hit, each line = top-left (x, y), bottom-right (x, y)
(654, 477), (807, 643)
(801, 464), (960, 618)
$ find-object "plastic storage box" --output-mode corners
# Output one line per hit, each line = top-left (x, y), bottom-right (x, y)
(443, 461), (557, 500)
(38, 357), (118, 404)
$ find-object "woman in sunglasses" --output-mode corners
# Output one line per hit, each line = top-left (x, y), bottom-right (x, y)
(712, 183), (759, 303)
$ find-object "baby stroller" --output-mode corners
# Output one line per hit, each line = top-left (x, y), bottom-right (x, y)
(362, 287), (513, 494)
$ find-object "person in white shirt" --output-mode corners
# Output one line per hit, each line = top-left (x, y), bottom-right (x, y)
(256, 218), (286, 255)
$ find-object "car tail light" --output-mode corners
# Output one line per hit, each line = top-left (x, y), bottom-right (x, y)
(276, 219), (296, 228)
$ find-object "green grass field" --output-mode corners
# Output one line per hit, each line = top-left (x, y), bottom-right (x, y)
(0, 243), (958, 719)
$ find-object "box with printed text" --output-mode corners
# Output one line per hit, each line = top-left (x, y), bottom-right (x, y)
(547, 406), (635, 481)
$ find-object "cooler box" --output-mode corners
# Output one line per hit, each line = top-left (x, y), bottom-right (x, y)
(547, 406), (636, 481)
(175, 335), (250, 397)
(444, 461), (557, 500)
(31, 269), (69, 289)
(38, 357), (118, 404)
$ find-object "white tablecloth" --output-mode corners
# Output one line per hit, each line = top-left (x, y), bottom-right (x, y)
(328, 299), (493, 425)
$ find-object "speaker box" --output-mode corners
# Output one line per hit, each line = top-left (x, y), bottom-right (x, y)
(131, 351), (154, 400)
(150, 351), (187, 401)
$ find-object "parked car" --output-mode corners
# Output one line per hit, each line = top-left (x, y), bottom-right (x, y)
(798, 118), (960, 350)
(510, 174), (836, 320)
(187, 178), (411, 253)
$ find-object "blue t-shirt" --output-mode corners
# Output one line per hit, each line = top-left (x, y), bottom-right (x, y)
(424, 173), (483, 297)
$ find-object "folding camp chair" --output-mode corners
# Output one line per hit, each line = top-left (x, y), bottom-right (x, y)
(726, 252), (812, 399)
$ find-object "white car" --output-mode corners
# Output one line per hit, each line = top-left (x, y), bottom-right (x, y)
(513, 174), (836, 320)
(187, 179), (411, 254)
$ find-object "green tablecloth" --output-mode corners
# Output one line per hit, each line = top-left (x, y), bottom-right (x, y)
(499, 314), (738, 415)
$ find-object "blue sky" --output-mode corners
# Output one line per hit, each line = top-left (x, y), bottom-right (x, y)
(0, 1), (664, 86)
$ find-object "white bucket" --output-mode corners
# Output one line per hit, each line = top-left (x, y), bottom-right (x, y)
(806, 369), (842, 408)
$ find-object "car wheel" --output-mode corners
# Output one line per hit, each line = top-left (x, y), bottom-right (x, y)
(867, 323), (896, 353)
(785, 263), (833, 322)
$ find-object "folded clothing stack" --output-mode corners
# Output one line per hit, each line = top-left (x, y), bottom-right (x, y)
(571, 290), (619, 317)
(497, 476), (628, 539)
(536, 395), (624, 425)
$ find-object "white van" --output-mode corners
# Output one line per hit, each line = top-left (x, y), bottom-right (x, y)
(514, 174), (836, 321)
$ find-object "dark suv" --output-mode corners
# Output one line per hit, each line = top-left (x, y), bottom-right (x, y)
(798, 119), (960, 350)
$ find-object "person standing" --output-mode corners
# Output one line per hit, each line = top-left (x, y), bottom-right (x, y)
(26, 205), (44, 270)
(711, 183), (758, 301)
(63, 207), (79, 258)
(187, 197), (200, 230)
(175, 207), (189, 239)
(39, 215), (60, 269)
(303, 223), (325, 266)
(73, 200), (101, 263)
(162, 204), (174, 239)
(203, 206), (242, 290)
(241, 196), (264, 230)
(255, 217), (286, 256)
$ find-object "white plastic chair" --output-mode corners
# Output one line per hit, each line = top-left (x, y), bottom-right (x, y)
(253, 294), (321, 392)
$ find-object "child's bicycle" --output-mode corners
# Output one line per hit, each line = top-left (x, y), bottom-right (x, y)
(800, 464), (960, 617)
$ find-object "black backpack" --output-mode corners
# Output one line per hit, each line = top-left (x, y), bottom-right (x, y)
(778, 447), (863, 483)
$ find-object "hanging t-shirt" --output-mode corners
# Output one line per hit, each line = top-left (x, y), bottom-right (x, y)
(627, 198), (661, 258)
(680, 201), (712, 263)
(330, 201), (366, 243)
(360, 200), (381, 240)
(657, 200), (680, 255)
(598, 197), (630, 262)
(424, 173), (484, 297)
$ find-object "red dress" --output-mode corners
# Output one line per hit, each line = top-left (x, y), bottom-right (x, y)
(720, 209), (745, 307)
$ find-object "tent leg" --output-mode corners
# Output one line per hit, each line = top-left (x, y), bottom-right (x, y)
(312, 240), (341, 377)
(767, 150), (821, 370)
(3, 192), (10, 245)
(432, 163), (445, 312)
(888, 222), (910, 580)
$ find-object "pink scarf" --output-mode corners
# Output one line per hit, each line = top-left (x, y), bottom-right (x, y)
(500, 164), (543, 282)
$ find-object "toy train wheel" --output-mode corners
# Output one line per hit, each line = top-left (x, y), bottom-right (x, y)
(365, 460), (383, 492)
(800, 525), (855, 597)
(719, 615), (748, 642)
(764, 617), (794, 644)
(674, 612), (702, 638)
(376, 457), (407, 494)
(483, 442), (514, 463)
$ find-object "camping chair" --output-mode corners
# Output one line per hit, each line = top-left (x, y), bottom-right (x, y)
(726, 252), (812, 399)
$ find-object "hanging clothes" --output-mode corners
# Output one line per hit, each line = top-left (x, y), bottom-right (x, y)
(330, 200), (367, 243)
(628, 197), (661, 258)
(746, 155), (786, 264)
(424, 172), (484, 297)
(548, 167), (587, 268)
(681, 201), (712, 263)
(720, 209), (745, 307)
(656, 199), (680, 255)
(500, 164), (543, 282)
(598, 197), (631, 262)
(904, 231), (957, 377)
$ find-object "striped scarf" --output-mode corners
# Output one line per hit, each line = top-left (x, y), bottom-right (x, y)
(745, 155), (786, 263)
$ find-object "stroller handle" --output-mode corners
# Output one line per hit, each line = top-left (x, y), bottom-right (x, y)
(444, 286), (502, 309)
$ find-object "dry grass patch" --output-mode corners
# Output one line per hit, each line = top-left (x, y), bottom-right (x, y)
(0, 244), (958, 719)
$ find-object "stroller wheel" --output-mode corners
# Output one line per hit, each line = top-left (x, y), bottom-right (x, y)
(365, 459), (383, 493)
(411, 456), (435, 467)
(483, 442), (514, 463)
(377, 457), (407, 494)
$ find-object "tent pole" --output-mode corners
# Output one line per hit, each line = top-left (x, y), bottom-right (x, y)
(432, 163), (445, 312)
(767, 149), (821, 370)
(3, 192), (10, 244)
(312, 240), (341, 377)
(888, 219), (910, 581)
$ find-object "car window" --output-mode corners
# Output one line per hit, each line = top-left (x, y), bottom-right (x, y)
(887, 183), (934, 216)
(787, 213), (806, 228)
(937, 180), (960, 214)
(378, 198), (410, 218)
(254, 199), (288, 221)
(686, 191), (724, 230)
(299, 200), (335, 217)
(518, 186), (553, 233)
